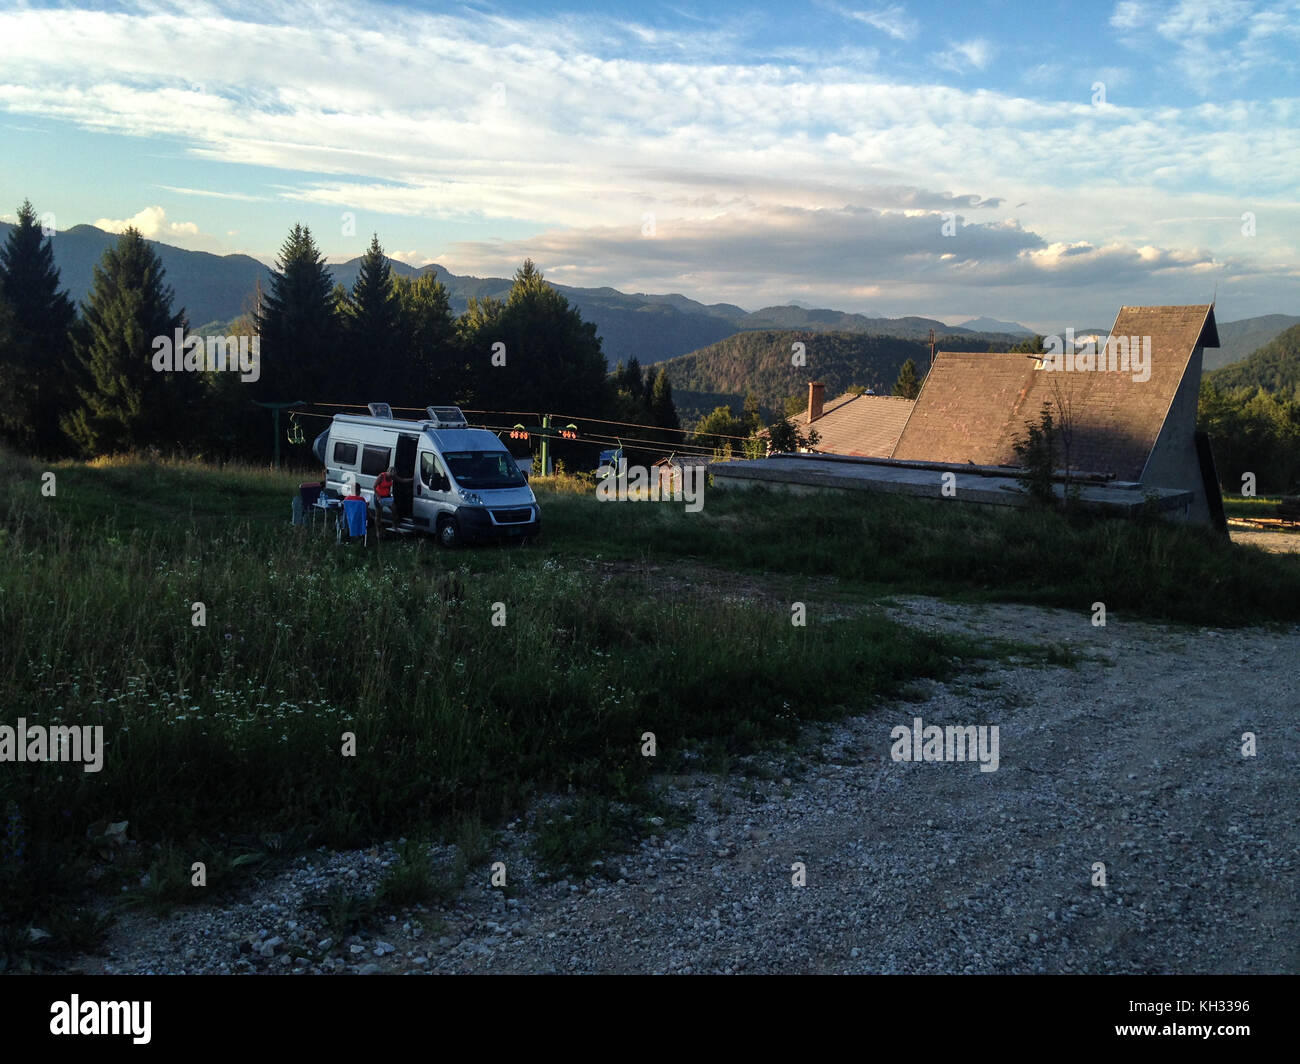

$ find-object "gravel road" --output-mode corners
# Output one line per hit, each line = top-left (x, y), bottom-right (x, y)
(68, 596), (1299, 975)
(1228, 526), (1300, 555)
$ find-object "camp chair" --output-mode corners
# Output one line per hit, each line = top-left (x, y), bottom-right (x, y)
(338, 497), (369, 545)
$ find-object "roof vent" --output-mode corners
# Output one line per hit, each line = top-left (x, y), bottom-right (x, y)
(367, 402), (393, 419)
(425, 405), (468, 428)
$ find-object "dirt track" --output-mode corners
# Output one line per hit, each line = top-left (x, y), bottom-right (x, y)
(1228, 526), (1300, 555)
(71, 594), (1299, 975)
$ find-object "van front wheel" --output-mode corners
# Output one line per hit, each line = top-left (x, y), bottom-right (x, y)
(437, 515), (461, 549)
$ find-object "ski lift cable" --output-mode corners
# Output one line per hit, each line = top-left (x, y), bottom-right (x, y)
(300, 403), (755, 443)
(473, 422), (718, 455)
(294, 409), (732, 459)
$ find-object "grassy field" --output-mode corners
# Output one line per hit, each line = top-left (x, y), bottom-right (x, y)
(535, 471), (1300, 627)
(3, 451), (1298, 966)
(1221, 493), (1293, 519)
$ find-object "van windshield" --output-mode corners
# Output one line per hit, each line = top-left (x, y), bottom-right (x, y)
(444, 450), (527, 490)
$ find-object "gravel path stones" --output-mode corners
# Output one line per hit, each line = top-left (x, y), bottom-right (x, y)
(68, 598), (1299, 975)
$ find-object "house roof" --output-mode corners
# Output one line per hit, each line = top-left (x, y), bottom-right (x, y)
(795, 392), (916, 458)
(654, 454), (712, 468)
(891, 304), (1218, 481)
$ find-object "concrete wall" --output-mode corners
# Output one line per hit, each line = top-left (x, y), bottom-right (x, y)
(1141, 344), (1212, 525)
(709, 455), (1192, 516)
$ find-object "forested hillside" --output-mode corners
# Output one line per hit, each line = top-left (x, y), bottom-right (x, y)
(1207, 323), (1300, 393)
(661, 329), (1005, 423)
(1205, 315), (1300, 371)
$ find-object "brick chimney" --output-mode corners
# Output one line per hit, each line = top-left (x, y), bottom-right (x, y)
(807, 381), (825, 422)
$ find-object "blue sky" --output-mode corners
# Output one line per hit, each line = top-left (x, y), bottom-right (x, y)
(0, 0), (1296, 327)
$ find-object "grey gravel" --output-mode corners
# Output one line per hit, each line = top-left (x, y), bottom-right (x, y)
(66, 597), (1299, 975)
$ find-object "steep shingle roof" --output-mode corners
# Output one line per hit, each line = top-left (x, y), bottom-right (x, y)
(795, 392), (916, 458)
(891, 305), (1217, 481)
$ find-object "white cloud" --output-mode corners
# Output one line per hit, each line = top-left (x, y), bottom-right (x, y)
(1110, 1), (1151, 30)
(93, 205), (201, 239)
(932, 39), (994, 73)
(0, 0), (1293, 319)
(1111, 1), (1300, 90)
(389, 249), (437, 266)
(156, 185), (268, 202)
(1155, 0), (1252, 41)
(433, 203), (1252, 317)
(829, 3), (919, 41)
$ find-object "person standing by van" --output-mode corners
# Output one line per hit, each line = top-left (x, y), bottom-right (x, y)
(373, 466), (395, 530)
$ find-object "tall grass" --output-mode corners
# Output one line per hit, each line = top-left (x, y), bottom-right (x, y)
(4, 450), (1297, 958)
(0, 451), (974, 945)
(533, 481), (1300, 626)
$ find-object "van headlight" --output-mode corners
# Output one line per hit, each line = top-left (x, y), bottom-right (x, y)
(460, 490), (484, 505)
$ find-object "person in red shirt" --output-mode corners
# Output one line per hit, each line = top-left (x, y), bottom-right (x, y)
(372, 467), (395, 530)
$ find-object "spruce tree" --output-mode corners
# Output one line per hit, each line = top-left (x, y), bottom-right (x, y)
(625, 357), (644, 406)
(0, 290), (36, 451)
(62, 227), (190, 455)
(344, 234), (404, 399)
(461, 259), (605, 416)
(254, 224), (338, 403)
(395, 272), (458, 403)
(0, 200), (76, 454)
(648, 365), (679, 440)
(893, 358), (920, 400)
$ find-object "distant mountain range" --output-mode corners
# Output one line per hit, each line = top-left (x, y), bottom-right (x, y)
(0, 222), (272, 327)
(2, 221), (1293, 371)
(958, 316), (1033, 335)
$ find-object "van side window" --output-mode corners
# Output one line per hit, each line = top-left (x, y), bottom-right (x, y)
(420, 452), (446, 490)
(332, 440), (358, 466)
(361, 444), (391, 476)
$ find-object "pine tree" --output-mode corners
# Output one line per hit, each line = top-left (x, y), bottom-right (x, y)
(625, 357), (644, 405)
(0, 289), (35, 451)
(650, 364), (681, 431)
(62, 227), (190, 455)
(455, 294), (505, 407)
(344, 234), (404, 399)
(254, 224), (338, 403)
(395, 272), (458, 403)
(1011, 335), (1047, 354)
(461, 259), (605, 415)
(766, 415), (820, 454)
(694, 404), (747, 452)
(511, 258), (548, 299)
(0, 200), (76, 454)
(0, 294), (16, 380)
(893, 358), (920, 400)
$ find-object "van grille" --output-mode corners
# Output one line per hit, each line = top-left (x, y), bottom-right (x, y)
(491, 508), (532, 524)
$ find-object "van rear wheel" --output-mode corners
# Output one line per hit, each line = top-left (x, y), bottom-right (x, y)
(437, 515), (461, 549)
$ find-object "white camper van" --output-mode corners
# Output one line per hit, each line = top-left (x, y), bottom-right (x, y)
(311, 404), (540, 547)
